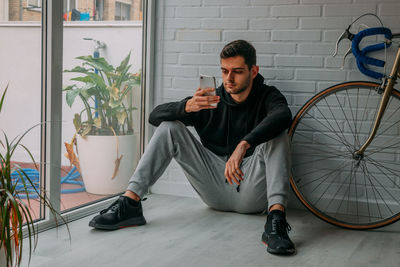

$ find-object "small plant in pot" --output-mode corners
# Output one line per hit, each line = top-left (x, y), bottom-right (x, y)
(63, 52), (141, 195)
(0, 86), (64, 267)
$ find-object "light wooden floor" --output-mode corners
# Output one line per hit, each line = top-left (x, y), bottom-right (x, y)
(23, 194), (400, 267)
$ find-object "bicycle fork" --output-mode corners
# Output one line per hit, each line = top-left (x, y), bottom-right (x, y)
(354, 46), (400, 159)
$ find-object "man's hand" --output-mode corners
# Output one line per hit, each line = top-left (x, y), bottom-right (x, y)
(185, 88), (220, 113)
(225, 141), (251, 185)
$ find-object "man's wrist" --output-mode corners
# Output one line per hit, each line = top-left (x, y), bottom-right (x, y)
(239, 140), (251, 150)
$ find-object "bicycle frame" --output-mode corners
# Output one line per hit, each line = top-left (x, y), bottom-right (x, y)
(356, 41), (400, 156)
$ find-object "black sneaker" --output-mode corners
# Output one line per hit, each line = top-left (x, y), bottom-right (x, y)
(261, 210), (295, 255)
(89, 196), (146, 230)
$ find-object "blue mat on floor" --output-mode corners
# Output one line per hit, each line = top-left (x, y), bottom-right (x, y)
(11, 166), (85, 199)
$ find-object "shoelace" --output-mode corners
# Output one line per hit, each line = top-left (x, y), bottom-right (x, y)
(271, 217), (292, 236)
(100, 199), (122, 217)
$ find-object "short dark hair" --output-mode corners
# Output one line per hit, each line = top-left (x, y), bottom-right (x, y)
(220, 40), (256, 69)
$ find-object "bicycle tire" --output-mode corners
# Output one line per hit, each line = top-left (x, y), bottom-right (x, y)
(289, 81), (400, 229)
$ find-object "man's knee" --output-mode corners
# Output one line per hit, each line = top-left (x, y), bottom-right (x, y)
(254, 131), (290, 156)
(272, 131), (290, 147)
(158, 120), (184, 130)
(156, 121), (187, 136)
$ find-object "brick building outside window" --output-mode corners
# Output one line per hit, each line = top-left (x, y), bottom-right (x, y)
(2, 0), (142, 21)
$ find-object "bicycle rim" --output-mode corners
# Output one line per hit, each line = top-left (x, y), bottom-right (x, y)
(289, 81), (400, 229)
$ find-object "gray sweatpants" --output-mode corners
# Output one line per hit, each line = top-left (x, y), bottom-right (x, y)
(127, 121), (290, 214)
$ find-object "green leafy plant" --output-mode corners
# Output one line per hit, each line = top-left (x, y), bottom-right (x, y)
(0, 85), (65, 267)
(63, 52), (141, 137)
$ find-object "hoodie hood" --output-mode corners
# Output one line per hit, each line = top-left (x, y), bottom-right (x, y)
(220, 73), (265, 107)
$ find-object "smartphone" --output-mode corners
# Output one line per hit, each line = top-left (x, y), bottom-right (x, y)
(200, 75), (217, 106)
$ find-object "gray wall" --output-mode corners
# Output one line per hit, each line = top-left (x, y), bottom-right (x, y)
(149, 0), (400, 202)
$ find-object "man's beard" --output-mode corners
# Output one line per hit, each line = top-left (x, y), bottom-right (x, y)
(225, 75), (251, 95)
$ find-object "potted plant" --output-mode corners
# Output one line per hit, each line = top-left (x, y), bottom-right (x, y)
(0, 86), (64, 267)
(63, 52), (141, 195)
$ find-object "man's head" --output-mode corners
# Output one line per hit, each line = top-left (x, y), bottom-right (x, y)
(220, 40), (259, 99)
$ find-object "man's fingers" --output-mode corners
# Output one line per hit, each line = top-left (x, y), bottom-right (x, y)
(193, 103), (218, 110)
(237, 168), (244, 179)
(224, 167), (231, 184)
(233, 161), (244, 180)
(225, 162), (241, 185)
(198, 95), (219, 103)
(232, 176), (240, 185)
(235, 171), (244, 181)
(190, 97), (219, 111)
(233, 168), (243, 181)
(225, 165), (235, 185)
(196, 88), (215, 96)
(203, 105), (218, 109)
(193, 96), (219, 105)
(229, 169), (240, 185)
(194, 88), (202, 95)
(228, 167), (235, 184)
(201, 87), (215, 93)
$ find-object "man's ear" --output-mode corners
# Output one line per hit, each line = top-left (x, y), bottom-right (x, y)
(251, 65), (259, 79)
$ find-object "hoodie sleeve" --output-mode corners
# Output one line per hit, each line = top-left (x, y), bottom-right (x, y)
(242, 89), (292, 147)
(148, 97), (196, 127)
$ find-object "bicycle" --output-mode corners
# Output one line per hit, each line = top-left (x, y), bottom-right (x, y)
(289, 14), (400, 230)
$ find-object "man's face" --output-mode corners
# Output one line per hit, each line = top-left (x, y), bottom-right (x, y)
(220, 56), (256, 95)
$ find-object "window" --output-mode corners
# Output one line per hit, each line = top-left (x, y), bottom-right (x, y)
(95, 0), (104, 21)
(115, 2), (131, 21)
(64, 0), (77, 13)
(27, 0), (42, 8)
(0, 0), (148, 229)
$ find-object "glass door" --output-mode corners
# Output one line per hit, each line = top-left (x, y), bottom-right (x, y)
(60, 0), (144, 212)
(0, 0), (148, 227)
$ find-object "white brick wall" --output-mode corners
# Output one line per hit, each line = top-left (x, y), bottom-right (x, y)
(202, 19), (248, 29)
(176, 7), (219, 18)
(176, 30), (221, 41)
(150, 0), (400, 203)
(222, 7), (270, 18)
(271, 5), (321, 17)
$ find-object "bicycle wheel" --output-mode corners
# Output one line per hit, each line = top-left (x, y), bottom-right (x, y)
(289, 81), (400, 229)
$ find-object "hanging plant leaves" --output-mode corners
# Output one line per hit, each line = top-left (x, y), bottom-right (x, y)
(73, 113), (82, 132)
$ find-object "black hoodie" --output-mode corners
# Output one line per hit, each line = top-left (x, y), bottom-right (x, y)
(149, 73), (292, 158)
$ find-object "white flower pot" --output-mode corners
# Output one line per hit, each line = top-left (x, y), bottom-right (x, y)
(76, 134), (137, 195)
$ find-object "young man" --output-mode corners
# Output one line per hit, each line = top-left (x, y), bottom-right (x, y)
(89, 40), (295, 255)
